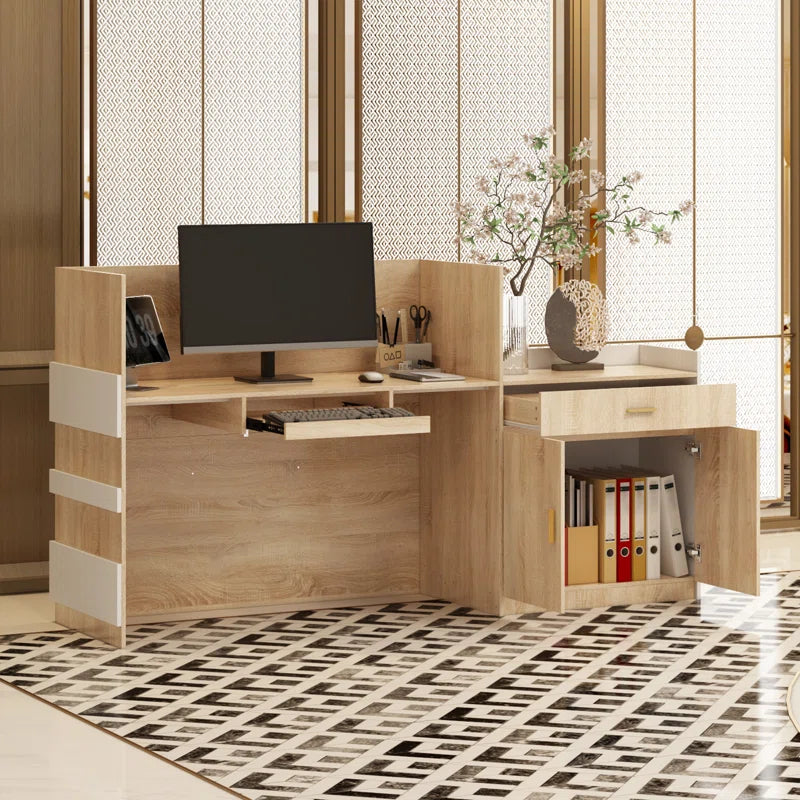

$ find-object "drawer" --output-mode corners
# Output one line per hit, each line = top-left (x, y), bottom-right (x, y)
(507, 384), (736, 438)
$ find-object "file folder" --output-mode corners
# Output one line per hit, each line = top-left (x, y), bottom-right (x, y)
(592, 477), (617, 583)
(565, 525), (599, 585)
(616, 478), (632, 582)
(660, 474), (689, 577)
(631, 477), (647, 581)
(645, 476), (661, 580)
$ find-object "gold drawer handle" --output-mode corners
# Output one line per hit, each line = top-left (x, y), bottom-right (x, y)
(626, 406), (657, 414)
(547, 508), (555, 544)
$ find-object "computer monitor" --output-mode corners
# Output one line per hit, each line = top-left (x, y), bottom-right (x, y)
(178, 222), (377, 383)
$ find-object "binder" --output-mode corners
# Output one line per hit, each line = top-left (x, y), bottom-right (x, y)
(615, 478), (632, 582)
(592, 477), (617, 583)
(660, 474), (689, 577)
(645, 477), (661, 580)
(631, 477), (647, 581)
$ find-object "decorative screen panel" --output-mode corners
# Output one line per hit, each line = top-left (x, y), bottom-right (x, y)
(361, 0), (458, 260)
(95, 0), (202, 265)
(204, 0), (304, 225)
(695, 0), (781, 337)
(605, 0), (693, 341)
(698, 339), (782, 500)
(460, 0), (552, 344)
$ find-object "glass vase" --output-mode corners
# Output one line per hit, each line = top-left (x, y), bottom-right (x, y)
(503, 293), (528, 375)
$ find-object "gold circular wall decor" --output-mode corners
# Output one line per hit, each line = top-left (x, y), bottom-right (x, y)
(684, 324), (705, 350)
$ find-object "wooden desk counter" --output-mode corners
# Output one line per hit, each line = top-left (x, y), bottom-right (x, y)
(125, 372), (499, 407)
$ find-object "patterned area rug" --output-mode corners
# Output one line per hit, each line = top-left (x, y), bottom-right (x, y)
(2, 575), (800, 800)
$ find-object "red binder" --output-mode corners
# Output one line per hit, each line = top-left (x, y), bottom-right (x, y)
(616, 478), (632, 582)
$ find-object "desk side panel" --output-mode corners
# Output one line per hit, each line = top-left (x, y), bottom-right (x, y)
(419, 387), (503, 614)
(52, 267), (126, 647)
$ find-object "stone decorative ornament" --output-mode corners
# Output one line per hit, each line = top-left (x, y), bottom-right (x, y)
(545, 279), (609, 365)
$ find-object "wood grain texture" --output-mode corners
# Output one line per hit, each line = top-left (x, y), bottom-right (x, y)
(54, 604), (125, 648)
(504, 394), (541, 426)
(0, 350), (54, 368)
(694, 427), (760, 596)
(172, 398), (246, 434)
(420, 260), (503, 381)
(419, 387), (503, 614)
(282, 415), (430, 440)
(124, 373), (497, 407)
(54, 426), (122, 486)
(93, 260), (420, 380)
(564, 576), (696, 610)
(539, 384), (736, 439)
(0, 0), (74, 352)
(125, 433), (420, 616)
(55, 268), (125, 373)
(504, 364), (697, 388)
(0, 383), (53, 565)
(503, 428), (564, 612)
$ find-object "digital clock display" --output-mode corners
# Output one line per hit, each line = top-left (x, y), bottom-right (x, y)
(125, 295), (171, 367)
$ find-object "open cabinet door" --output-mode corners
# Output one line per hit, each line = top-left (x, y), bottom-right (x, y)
(503, 428), (564, 611)
(694, 427), (759, 596)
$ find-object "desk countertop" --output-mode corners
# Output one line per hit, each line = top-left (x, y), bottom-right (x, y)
(126, 371), (499, 406)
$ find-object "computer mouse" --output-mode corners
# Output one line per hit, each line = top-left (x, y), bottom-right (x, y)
(358, 371), (384, 383)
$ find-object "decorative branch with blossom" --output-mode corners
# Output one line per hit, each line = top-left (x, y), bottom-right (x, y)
(453, 127), (694, 296)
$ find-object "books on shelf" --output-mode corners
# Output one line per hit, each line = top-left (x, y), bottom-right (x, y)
(565, 467), (688, 586)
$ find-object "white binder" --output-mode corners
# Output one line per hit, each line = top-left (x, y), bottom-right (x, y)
(660, 474), (689, 577)
(645, 476), (661, 580)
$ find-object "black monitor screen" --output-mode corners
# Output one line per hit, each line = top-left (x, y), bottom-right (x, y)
(178, 223), (377, 353)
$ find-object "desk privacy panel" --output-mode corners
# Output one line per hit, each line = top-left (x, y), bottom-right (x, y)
(94, 0), (304, 265)
(605, 0), (782, 499)
(360, 0), (552, 344)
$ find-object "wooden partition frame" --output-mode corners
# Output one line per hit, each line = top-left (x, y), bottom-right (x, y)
(50, 260), (506, 644)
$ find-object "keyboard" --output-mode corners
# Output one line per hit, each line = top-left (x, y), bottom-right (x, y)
(261, 405), (415, 434)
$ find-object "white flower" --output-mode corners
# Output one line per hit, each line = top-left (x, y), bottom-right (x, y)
(679, 200), (695, 215)
(504, 209), (522, 226)
(510, 192), (526, 205)
(626, 230), (640, 244)
(475, 175), (492, 193)
(538, 124), (556, 138)
(638, 210), (654, 225)
(627, 170), (643, 184)
(527, 190), (544, 206)
(655, 229), (672, 244)
(470, 250), (489, 264)
(568, 169), (585, 185)
(488, 156), (503, 170)
(590, 170), (605, 188)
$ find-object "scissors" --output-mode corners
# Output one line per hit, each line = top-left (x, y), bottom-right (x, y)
(409, 304), (429, 343)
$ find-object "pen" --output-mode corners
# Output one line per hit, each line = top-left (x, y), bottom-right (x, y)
(392, 312), (400, 347)
(380, 308), (389, 345)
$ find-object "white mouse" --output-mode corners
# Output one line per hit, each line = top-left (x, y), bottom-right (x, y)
(358, 371), (384, 383)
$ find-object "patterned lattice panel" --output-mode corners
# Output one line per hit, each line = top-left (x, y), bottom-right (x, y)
(360, 0), (458, 261)
(605, 0), (694, 341)
(204, 0), (305, 225)
(460, 0), (552, 344)
(697, 338), (782, 500)
(95, 0), (203, 266)
(695, 0), (781, 338)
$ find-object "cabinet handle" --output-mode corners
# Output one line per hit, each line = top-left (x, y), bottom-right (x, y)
(547, 508), (555, 544)
(626, 406), (656, 414)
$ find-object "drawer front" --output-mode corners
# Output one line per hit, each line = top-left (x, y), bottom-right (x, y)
(540, 383), (736, 438)
(504, 394), (541, 426)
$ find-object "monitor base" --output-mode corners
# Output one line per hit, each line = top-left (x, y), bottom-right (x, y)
(234, 374), (313, 384)
(233, 351), (314, 384)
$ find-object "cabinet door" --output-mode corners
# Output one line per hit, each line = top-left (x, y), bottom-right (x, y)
(503, 428), (564, 611)
(694, 427), (759, 596)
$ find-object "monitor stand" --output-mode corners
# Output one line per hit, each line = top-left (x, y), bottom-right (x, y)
(234, 352), (313, 384)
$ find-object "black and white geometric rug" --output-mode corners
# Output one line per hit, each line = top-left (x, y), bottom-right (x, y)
(2, 574), (800, 800)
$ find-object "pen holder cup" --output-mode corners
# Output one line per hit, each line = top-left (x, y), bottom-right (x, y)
(376, 343), (406, 370)
(404, 342), (433, 367)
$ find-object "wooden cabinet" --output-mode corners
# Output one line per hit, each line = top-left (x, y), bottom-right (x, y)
(503, 377), (760, 612)
(0, 0), (80, 591)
